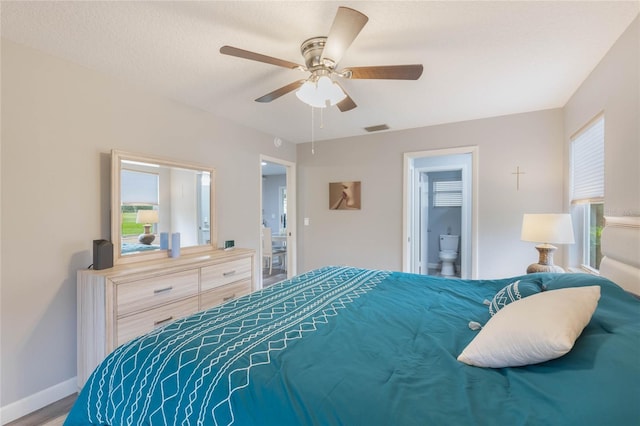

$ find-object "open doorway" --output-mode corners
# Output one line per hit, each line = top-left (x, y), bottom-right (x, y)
(403, 147), (478, 279)
(418, 168), (463, 276)
(259, 155), (296, 288)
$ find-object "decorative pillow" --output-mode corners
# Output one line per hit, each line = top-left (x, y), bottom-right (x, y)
(489, 279), (542, 316)
(458, 285), (601, 368)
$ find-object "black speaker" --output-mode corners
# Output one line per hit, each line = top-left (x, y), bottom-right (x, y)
(93, 239), (113, 270)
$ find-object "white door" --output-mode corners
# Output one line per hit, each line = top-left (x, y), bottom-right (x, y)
(418, 173), (429, 274)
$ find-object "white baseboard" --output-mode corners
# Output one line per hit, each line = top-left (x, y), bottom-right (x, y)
(0, 377), (76, 425)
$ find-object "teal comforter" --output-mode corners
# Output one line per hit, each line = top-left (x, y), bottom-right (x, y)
(66, 266), (640, 425)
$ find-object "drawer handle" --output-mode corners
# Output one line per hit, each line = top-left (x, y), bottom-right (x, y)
(153, 286), (173, 294)
(154, 316), (174, 327)
(222, 270), (237, 277)
(223, 294), (236, 302)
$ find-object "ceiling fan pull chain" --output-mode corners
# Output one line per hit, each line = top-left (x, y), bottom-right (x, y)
(311, 106), (315, 155)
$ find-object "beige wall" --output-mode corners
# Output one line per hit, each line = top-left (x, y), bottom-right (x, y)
(0, 39), (295, 411)
(296, 108), (565, 278)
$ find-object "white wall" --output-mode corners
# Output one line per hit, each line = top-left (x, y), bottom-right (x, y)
(262, 174), (286, 231)
(296, 108), (565, 278)
(0, 39), (296, 419)
(170, 168), (198, 247)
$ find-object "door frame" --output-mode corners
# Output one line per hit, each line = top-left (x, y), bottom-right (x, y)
(416, 171), (429, 274)
(259, 155), (297, 289)
(402, 146), (479, 278)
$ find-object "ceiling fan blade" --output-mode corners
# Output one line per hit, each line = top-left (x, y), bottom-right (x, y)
(321, 7), (368, 65)
(337, 95), (357, 112)
(333, 82), (357, 111)
(255, 80), (306, 103)
(220, 45), (303, 70)
(345, 65), (424, 80)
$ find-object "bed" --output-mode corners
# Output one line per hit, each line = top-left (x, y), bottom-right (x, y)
(65, 217), (640, 426)
(121, 242), (161, 254)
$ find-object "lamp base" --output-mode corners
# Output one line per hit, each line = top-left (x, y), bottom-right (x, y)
(526, 244), (565, 274)
(138, 233), (155, 245)
(526, 263), (565, 274)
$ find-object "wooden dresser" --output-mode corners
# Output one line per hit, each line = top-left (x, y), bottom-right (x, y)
(77, 248), (254, 388)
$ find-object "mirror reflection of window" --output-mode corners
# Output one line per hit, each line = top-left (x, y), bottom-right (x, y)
(121, 169), (159, 205)
(119, 166), (214, 253)
(121, 169), (160, 254)
(112, 150), (216, 264)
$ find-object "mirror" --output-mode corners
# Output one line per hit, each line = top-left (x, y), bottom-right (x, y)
(111, 150), (216, 264)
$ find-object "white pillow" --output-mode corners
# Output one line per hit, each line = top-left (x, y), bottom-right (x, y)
(457, 285), (601, 368)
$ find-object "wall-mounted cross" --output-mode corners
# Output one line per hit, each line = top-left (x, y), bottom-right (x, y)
(512, 166), (525, 190)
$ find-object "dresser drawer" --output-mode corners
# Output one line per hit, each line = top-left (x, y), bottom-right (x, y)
(201, 258), (252, 292)
(116, 269), (199, 317)
(200, 279), (252, 311)
(116, 296), (199, 346)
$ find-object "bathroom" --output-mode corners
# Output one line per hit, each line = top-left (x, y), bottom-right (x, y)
(422, 170), (462, 277)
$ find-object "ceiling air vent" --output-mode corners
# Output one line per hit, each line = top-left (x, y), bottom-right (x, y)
(364, 124), (390, 132)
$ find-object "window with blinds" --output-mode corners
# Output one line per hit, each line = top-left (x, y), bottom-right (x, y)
(571, 116), (604, 202)
(121, 169), (159, 205)
(570, 115), (604, 270)
(120, 169), (160, 238)
(433, 180), (462, 207)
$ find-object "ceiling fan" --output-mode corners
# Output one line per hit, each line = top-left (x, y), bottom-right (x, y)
(220, 6), (423, 112)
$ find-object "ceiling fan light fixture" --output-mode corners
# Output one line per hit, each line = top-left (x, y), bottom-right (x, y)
(221, 7), (422, 112)
(295, 76), (346, 108)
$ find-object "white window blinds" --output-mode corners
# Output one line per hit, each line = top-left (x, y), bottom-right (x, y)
(434, 180), (462, 207)
(121, 170), (159, 205)
(571, 116), (604, 202)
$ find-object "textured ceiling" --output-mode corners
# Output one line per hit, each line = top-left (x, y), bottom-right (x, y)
(1, 1), (638, 143)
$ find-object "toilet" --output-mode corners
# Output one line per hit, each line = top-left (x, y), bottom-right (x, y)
(439, 235), (459, 276)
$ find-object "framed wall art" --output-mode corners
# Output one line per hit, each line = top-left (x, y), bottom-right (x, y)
(329, 181), (361, 210)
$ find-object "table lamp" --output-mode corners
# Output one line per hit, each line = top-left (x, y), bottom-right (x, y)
(136, 209), (159, 245)
(521, 213), (575, 273)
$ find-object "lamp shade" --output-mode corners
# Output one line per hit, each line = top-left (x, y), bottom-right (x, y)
(136, 209), (159, 225)
(521, 214), (575, 244)
(295, 76), (347, 108)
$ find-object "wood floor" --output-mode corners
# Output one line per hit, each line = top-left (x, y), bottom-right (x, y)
(263, 266), (287, 287)
(6, 393), (76, 426)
